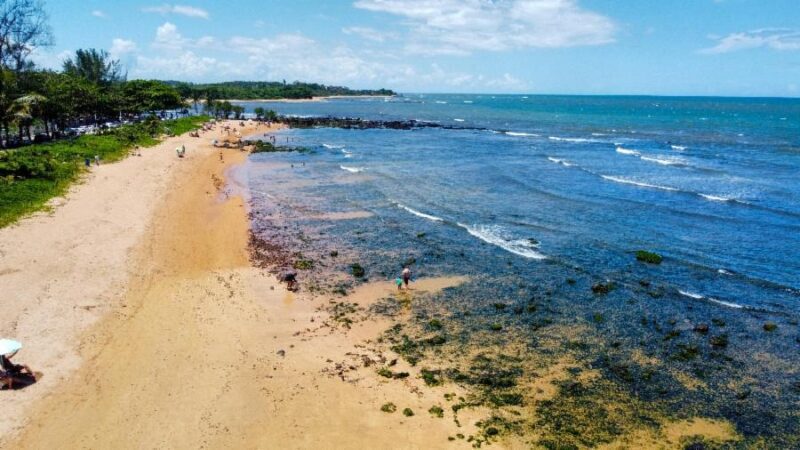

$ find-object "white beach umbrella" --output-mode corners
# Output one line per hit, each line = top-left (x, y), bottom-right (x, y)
(0, 339), (22, 356)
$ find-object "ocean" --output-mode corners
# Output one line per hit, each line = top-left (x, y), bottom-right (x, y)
(236, 94), (800, 445)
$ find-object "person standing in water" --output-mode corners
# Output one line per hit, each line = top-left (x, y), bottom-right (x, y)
(401, 267), (412, 289)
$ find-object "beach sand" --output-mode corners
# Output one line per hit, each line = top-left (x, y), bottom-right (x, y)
(0, 121), (476, 448)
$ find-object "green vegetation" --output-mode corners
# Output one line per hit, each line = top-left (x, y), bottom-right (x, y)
(350, 263), (366, 278)
(292, 258), (314, 270)
(0, 116), (206, 227)
(636, 250), (663, 264)
(428, 405), (444, 418)
(380, 402), (397, 413)
(402, 408), (414, 417)
(169, 80), (394, 101)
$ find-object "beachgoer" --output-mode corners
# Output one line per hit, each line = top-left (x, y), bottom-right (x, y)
(395, 277), (403, 290)
(84, 157), (91, 167)
(281, 270), (298, 291)
(0, 351), (35, 389)
(94, 155), (100, 166)
(402, 267), (412, 289)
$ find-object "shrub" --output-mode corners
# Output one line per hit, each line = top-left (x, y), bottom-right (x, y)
(381, 402), (397, 413)
(429, 405), (444, 418)
(402, 408), (414, 417)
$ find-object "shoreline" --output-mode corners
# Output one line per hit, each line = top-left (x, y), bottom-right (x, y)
(0, 120), (472, 447)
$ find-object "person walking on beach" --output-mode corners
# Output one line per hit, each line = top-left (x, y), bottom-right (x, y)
(94, 155), (100, 166)
(401, 267), (412, 289)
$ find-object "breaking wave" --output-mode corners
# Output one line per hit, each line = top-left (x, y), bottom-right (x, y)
(456, 223), (547, 260)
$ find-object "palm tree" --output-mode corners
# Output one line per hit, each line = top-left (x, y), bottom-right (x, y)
(9, 93), (46, 142)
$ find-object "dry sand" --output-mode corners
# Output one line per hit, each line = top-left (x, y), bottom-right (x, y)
(0, 121), (475, 448)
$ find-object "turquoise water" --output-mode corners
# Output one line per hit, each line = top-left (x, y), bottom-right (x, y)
(241, 95), (799, 312)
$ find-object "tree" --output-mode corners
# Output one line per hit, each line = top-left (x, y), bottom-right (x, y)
(0, 0), (53, 72)
(62, 48), (125, 85)
(9, 91), (44, 140)
(118, 80), (181, 115)
(253, 106), (264, 120)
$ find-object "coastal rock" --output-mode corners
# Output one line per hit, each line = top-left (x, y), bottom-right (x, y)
(694, 324), (710, 334)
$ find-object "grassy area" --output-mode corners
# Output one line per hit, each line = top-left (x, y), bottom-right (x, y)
(0, 115), (208, 228)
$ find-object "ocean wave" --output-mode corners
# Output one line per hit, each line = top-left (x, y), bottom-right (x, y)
(435, 100), (448, 104)
(454, 118), (465, 122)
(678, 290), (704, 300)
(341, 149), (353, 158)
(679, 290), (745, 309)
(547, 156), (574, 167)
(615, 146), (640, 156)
(699, 194), (733, 202)
(397, 204), (444, 222)
(718, 268), (733, 275)
(591, 133), (607, 136)
(708, 298), (745, 309)
(463, 100), (473, 104)
(671, 145), (687, 151)
(505, 131), (540, 137)
(549, 136), (601, 143)
(640, 155), (685, 166)
(456, 223), (547, 260)
(322, 143), (344, 149)
(601, 175), (678, 191)
(340, 165), (365, 173)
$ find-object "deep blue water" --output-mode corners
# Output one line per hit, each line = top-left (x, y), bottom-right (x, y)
(238, 94), (800, 313)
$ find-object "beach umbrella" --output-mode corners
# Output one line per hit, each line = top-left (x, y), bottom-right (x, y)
(0, 339), (22, 356)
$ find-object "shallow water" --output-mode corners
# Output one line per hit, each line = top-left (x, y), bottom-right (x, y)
(239, 95), (800, 446)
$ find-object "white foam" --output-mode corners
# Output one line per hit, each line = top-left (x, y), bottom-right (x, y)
(397, 204), (444, 223)
(322, 143), (344, 149)
(454, 118), (465, 122)
(640, 155), (684, 166)
(601, 175), (678, 191)
(671, 145), (687, 151)
(435, 100), (448, 104)
(708, 298), (744, 309)
(718, 269), (733, 275)
(679, 290), (704, 300)
(549, 136), (599, 143)
(615, 146), (640, 156)
(505, 131), (540, 137)
(463, 100), (473, 104)
(591, 133), (607, 136)
(456, 223), (547, 260)
(340, 165), (364, 173)
(700, 194), (733, 202)
(547, 157), (574, 167)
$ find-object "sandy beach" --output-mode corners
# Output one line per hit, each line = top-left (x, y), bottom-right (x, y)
(0, 121), (482, 448)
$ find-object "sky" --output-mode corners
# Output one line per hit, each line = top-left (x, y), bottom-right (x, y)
(33, 0), (800, 97)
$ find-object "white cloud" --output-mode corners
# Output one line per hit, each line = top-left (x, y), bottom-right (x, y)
(143, 4), (209, 19)
(91, 10), (106, 18)
(152, 22), (215, 51)
(110, 38), (137, 58)
(700, 28), (800, 54)
(353, 0), (616, 54)
(342, 26), (396, 42)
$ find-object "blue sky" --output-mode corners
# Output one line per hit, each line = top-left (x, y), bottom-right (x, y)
(35, 0), (800, 96)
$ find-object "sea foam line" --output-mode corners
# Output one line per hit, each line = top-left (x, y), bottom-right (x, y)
(600, 175), (678, 191)
(549, 136), (600, 143)
(615, 146), (640, 156)
(506, 131), (540, 137)
(397, 204), (444, 223)
(322, 143), (344, 149)
(640, 155), (686, 166)
(547, 156), (574, 167)
(340, 165), (364, 173)
(671, 145), (687, 151)
(679, 290), (745, 309)
(457, 223), (547, 260)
